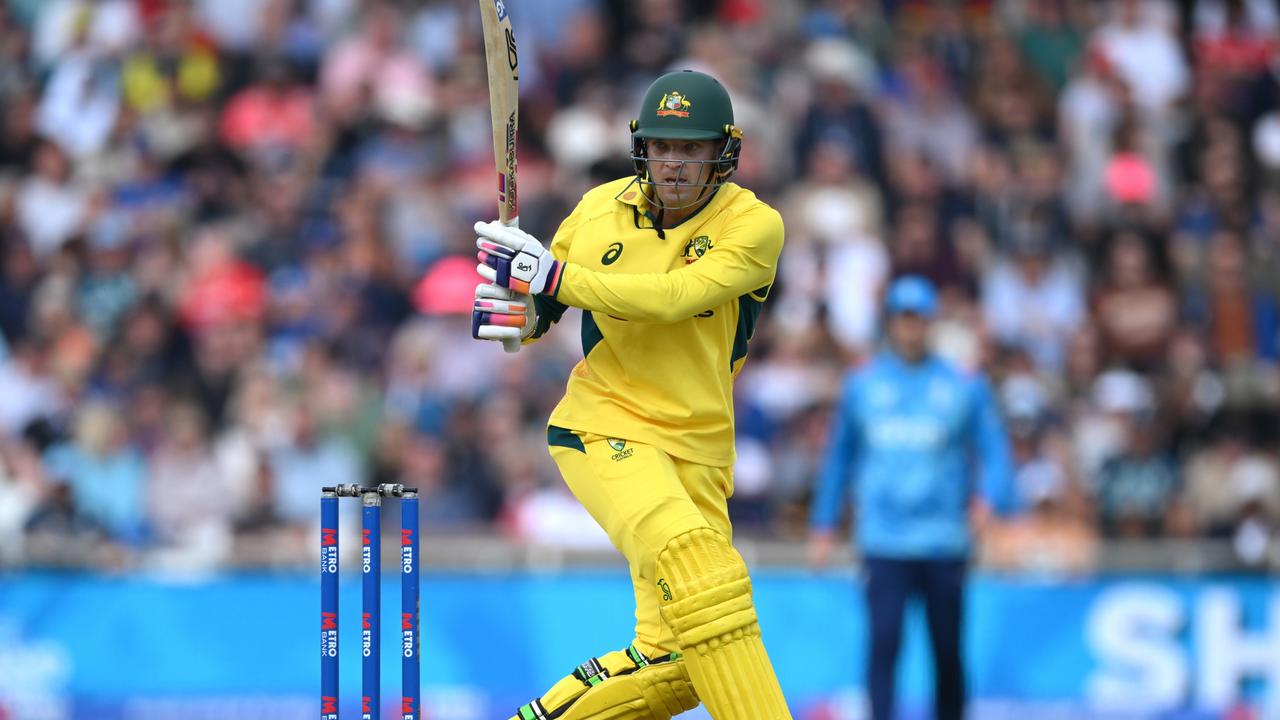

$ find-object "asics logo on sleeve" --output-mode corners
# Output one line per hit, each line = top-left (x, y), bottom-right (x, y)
(601, 242), (624, 265)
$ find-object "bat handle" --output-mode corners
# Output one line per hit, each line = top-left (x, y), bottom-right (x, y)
(501, 215), (522, 354)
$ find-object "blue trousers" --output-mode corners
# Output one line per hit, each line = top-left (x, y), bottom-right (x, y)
(863, 555), (967, 720)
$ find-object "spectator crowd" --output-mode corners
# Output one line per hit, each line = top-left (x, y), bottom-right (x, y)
(0, 0), (1278, 575)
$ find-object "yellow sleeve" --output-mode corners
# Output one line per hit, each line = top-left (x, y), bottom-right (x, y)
(555, 205), (783, 323)
(548, 200), (580, 263)
(521, 201), (583, 343)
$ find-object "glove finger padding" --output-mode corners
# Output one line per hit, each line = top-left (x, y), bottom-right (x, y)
(474, 221), (564, 296)
(472, 283), (536, 344)
(477, 240), (540, 293)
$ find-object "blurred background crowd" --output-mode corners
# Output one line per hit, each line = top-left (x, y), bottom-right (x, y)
(0, 0), (1278, 575)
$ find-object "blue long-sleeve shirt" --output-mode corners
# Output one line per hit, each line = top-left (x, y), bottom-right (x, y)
(810, 352), (1015, 559)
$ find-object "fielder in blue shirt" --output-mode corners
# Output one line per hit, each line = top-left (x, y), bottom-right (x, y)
(809, 275), (1014, 720)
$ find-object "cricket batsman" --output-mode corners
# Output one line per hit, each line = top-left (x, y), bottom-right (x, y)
(469, 69), (792, 719)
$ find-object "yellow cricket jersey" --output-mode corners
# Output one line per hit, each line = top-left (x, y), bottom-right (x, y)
(530, 176), (784, 467)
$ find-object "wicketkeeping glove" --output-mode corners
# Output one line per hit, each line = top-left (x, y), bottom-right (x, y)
(472, 282), (536, 353)
(475, 220), (565, 296)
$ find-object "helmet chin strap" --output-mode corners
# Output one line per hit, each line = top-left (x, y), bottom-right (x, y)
(624, 134), (739, 238)
(643, 177), (714, 211)
(639, 159), (717, 210)
(641, 174), (718, 240)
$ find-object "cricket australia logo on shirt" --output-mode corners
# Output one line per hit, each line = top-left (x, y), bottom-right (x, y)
(608, 438), (634, 461)
(682, 235), (713, 264)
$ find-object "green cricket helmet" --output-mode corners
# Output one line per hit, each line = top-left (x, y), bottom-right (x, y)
(629, 70), (743, 203)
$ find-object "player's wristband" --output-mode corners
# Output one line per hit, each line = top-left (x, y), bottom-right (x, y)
(543, 260), (565, 298)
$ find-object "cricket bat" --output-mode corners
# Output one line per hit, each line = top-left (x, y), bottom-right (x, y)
(478, 0), (522, 353)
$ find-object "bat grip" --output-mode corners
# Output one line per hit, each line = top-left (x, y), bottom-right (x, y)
(501, 215), (521, 354)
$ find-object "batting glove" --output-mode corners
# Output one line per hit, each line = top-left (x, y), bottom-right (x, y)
(472, 282), (536, 353)
(475, 221), (565, 297)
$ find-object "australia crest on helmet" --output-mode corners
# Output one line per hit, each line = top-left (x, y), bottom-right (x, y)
(656, 91), (692, 118)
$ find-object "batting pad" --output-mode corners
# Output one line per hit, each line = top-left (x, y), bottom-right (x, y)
(511, 647), (698, 720)
(655, 528), (792, 719)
